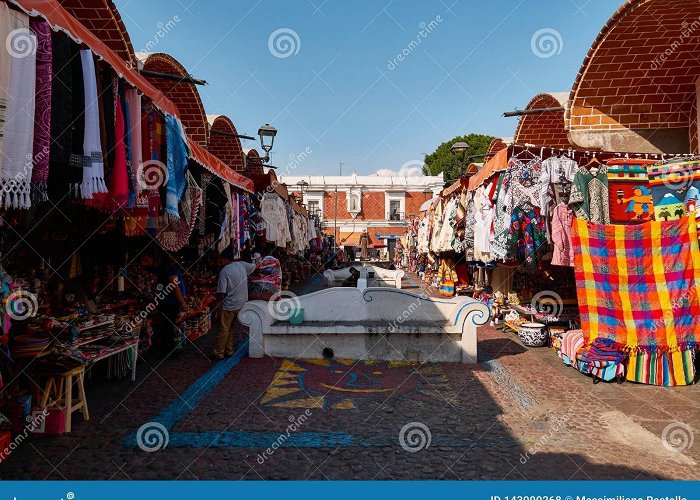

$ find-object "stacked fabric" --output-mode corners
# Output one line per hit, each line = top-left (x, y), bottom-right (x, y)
(575, 338), (627, 382)
(13, 334), (51, 358)
(248, 257), (282, 300)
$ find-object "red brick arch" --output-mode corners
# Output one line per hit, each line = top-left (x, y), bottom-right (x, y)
(244, 148), (263, 176)
(207, 115), (245, 172)
(140, 53), (209, 147)
(61, 0), (136, 68)
(567, 0), (700, 153)
(514, 93), (572, 149)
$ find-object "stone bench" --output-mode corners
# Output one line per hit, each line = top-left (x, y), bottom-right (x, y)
(323, 265), (405, 289)
(239, 287), (490, 364)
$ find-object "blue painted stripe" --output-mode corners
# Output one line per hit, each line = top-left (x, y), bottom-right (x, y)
(160, 431), (524, 449)
(123, 340), (248, 446)
(168, 431), (354, 448)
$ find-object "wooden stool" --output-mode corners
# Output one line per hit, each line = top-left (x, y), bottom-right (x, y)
(39, 365), (89, 433)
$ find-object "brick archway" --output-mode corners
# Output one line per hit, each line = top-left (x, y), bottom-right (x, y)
(484, 137), (510, 160)
(61, 0), (136, 68)
(567, 0), (700, 153)
(514, 92), (572, 149)
(140, 52), (209, 146)
(244, 148), (263, 176)
(208, 115), (245, 172)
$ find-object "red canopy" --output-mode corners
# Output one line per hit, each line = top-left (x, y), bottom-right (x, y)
(187, 139), (254, 193)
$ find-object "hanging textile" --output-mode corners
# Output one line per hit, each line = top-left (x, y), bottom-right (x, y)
(626, 349), (695, 387)
(78, 49), (107, 199)
(0, 3), (12, 158)
(492, 155), (545, 259)
(569, 164), (610, 224)
(647, 157), (700, 222)
(572, 216), (700, 360)
(550, 202), (574, 267)
(156, 175), (203, 251)
(125, 89), (142, 205)
(165, 114), (188, 217)
(0, 8), (36, 208)
(606, 159), (655, 224)
(47, 32), (84, 201)
(110, 90), (129, 208)
(507, 206), (548, 271)
(29, 17), (52, 200)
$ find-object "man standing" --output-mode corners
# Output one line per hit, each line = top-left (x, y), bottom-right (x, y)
(213, 248), (258, 360)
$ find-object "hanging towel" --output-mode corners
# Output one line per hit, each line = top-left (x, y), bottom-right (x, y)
(164, 114), (188, 217)
(106, 89), (129, 208)
(0, 9), (36, 209)
(125, 88), (142, 202)
(29, 17), (52, 201)
(78, 49), (107, 199)
(0, 3), (14, 168)
(47, 32), (84, 201)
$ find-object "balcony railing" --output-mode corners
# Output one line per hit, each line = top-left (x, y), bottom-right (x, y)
(387, 212), (404, 221)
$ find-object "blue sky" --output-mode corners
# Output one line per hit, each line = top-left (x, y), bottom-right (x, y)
(115, 0), (621, 175)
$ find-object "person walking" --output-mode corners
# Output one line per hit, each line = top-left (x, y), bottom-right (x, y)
(213, 247), (258, 360)
(156, 253), (187, 354)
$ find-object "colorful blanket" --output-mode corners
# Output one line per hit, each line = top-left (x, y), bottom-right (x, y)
(606, 159), (655, 224)
(647, 158), (700, 221)
(572, 216), (700, 354)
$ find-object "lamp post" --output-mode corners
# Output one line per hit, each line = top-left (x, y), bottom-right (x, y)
(450, 141), (470, 177)
(258, 124), (277, 163)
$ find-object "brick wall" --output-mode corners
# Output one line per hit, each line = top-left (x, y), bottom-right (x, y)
(514, 94), (572, 149)
(208, 116), (245, 171)
(142, 53), (209, 147)
(569, 0), (700, 132)
(62, 0), (136, 67)
(323, 191), (432, 221)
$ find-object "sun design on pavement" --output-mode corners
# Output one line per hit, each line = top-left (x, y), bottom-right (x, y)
(260, 358), (451, 411)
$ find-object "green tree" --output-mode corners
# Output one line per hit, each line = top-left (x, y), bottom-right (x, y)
(424, 133), (495, 182)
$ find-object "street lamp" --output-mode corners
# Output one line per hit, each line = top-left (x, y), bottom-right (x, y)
(296, 180), (309, 195)
(258, 124), (277, 162)
(451, 141), (470, 176)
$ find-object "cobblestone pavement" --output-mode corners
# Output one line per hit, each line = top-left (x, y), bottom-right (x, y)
(2, 274), (699, 480)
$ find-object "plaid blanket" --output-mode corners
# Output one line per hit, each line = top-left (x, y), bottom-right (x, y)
(572, 216), (700, 354)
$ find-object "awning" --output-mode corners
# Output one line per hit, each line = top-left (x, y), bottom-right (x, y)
(187, 139), (254, 193)
(468, 147), (509, 191)
(10, 0), (178, 117)
(289, 197), (308, 217)
(442, 178), (467, 197)
(419, 197), (438, 212)
(338, 232), (363, 246)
